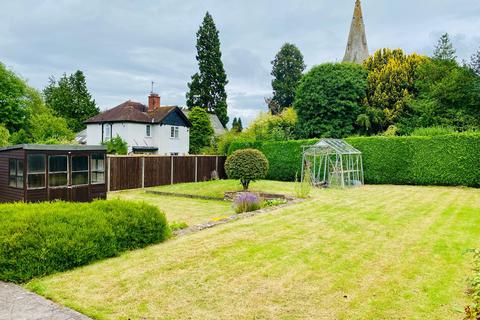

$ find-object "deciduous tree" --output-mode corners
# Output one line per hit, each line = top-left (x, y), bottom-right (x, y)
(188, 106), (214, 154)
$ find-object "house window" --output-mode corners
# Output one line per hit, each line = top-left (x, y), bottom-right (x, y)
(49, 155), (68, 187)
(170, 126), (179, 139)
(91, 153), (105, 184)
(104, 124), (112, 141)
(72, 156), (89, 186)
(27, 154), (46, 189)
(146, 125), (151, 137)
(9, 159), (24, 189)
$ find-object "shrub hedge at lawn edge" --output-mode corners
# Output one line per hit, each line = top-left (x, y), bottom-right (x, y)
(228, 133), (480, 187)
(0, 200), (170, 283)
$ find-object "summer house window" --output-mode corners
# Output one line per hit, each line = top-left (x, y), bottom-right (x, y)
(49, 155), (68, 187)
(27, 154), (46, 189)
(91, 153), (105, 184)
(146, 125), (151, 137)
(72, 156), (89, 186)
(170, 126), (179, 139)
(9, 159), (24, 188)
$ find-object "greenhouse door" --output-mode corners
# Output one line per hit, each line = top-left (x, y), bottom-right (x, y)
(48, 154), (90, 202)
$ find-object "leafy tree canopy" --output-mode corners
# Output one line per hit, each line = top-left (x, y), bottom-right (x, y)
(270, 43), (306, 114)
(294, 63), (367, 138)
(245, 107), (297, 141)
(360, 48), (426, 134)
(104, 135), (128, 155)
(188, 106), (214, 154)
(44, 70), (99, 133)
(186, 12), (229, 127)
(0, 62), (46, 133)
(0, 125), (10, 147)
(29, 112), (75, 144)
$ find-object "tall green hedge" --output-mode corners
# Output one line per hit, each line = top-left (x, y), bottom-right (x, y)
(0, 200), (170, 283)
(228, 133), (480, 187)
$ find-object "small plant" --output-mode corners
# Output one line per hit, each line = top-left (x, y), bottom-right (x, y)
(263, 198), (287, 207)
(465, 249), (480, 319)
(224, 149), (269, 190)
(233, 192), (261, 214)
(103, 135), (128, 155)
(294, 166), (312, 199)
(170, 221), (189, 231)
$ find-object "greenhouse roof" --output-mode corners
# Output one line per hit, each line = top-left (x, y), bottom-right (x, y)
(303, 139), (361, 155)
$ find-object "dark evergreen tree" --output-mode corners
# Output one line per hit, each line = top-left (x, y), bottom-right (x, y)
(231, 117), (243, 132)
(270, 43), (306, 114)
(237, 118), (243, 132)
(470, 47), (480, 76)
(44, 70), (99, 132)
(186, 12), (229, 127)
(433, 33), (457, 61)
(231, 117), (238, 131)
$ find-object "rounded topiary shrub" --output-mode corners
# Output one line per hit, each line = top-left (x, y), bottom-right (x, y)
(225, 148), (269, 190)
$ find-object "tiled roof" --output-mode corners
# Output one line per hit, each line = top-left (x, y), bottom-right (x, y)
(85, 100), (179, 124)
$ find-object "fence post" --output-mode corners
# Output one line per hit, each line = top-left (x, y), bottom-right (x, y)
(170, 155), (174, 185)
(107, 156), (111, 192)
(141, 156), (145, 188)
(215, 156), (218, 173)
(195, 156), (198, 182)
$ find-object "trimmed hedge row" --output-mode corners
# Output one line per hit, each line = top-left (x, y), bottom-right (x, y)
(228, 133), (480, 187)
(0, 200), (170, 283)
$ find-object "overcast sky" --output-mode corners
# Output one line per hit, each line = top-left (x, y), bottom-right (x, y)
(1, 0), (480, 126)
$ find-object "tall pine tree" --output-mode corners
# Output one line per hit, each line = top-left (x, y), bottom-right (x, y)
(270, 43), (306, 114)
(44, 70), (98, 132)
(186, 12), (229, 127)
(433, 33), (457, 61)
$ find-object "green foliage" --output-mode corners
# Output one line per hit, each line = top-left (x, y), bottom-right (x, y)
(361, 49), (426, 133)
(104, 135), (128, 155)
(186, 12), (229, 127)
(270, 43), (306, 114)
(245, 107), (298, 141)
(403, 58), (480, 132)
(0, 200), (170, 283)
(43, 70), (99, 132)
(410, 126), (456, 136)
(294, 167), (312, 199)
(0, 125), (10, 147)
(262, 198), (287, 207)
(465, 249), (480, 319)
(29, 112), (75, 144)
(294, 63), (367, 138)
(229, 134), (480, 187)
(9, 129), (31, 145)
(0, 62), (46, 133)
(470, 48), (480, 76)
(231, 117), (243, 132)
(170, 221), (189, 231)
(188, 107), (214, 154)
(225, 149), (269, 190)
(433, 33), (456, 61)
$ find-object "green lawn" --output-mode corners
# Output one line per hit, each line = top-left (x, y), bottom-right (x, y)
(27, 183), (480, 319)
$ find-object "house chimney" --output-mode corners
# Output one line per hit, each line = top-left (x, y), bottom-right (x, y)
(148, 93), (161, 112)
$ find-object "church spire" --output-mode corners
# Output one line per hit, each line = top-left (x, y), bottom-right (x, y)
(343, 0), (369, 64)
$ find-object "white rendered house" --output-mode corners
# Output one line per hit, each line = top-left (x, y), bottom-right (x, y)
(85, 93), (191, 155)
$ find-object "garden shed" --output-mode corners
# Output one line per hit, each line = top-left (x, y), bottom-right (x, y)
(301, 139), (364, 188)
(0, 144), (107, 203)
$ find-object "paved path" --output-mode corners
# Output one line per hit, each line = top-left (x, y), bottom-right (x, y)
(0, 282), (91, 320)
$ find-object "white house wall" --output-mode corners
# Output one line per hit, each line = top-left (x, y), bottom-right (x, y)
(86, 122), (189, 155)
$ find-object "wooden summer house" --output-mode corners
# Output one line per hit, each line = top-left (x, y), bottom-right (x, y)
(0, 144), (107, 203)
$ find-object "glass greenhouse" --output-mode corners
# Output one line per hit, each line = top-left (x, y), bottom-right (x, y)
(301, 139), (364, 188)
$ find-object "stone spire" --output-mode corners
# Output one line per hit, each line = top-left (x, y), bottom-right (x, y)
(343, 0), (369, 64)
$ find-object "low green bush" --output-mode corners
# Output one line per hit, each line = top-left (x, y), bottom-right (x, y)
(170, 221), (189, 231)
(0, 200), (170, 283)
(228, 133), (480, 187)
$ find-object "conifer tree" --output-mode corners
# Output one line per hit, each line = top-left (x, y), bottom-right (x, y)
(433, 33), (457, 61)
(186, 12), (229, 127)
(470, 48), (480, 76)
(270, 43), (306, 114)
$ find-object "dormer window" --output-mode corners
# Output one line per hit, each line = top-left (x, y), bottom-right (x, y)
(146, 125), (151, 137)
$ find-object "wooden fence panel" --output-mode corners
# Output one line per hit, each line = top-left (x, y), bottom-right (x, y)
(173, 157), (196, 184)
(108, 155), (227, 191)
(109, 157), (142, 191)
(197, 156), (217, 182)
(144, 156), (172, 187)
